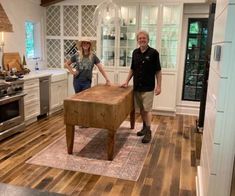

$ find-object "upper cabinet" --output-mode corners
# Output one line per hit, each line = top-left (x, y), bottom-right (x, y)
(160, 5), (181, 69)
(119, 5), (138, 68)
(97, 3), (182, 71)
(140, 5), (158, 49)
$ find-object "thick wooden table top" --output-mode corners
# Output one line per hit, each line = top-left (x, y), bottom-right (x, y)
(64, 84), (133, 130)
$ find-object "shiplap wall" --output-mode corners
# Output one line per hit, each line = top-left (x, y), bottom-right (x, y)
(198, 1), (235, 196)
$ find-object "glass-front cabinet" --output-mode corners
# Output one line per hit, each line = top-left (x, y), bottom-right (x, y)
(100, 25), (116, 67)
(160, 5), (181, 69)
(119, 6), (137, 67)
(98, 3), (182, 70)
(140, 5), (158, 49)
(97, 3), (183, 113)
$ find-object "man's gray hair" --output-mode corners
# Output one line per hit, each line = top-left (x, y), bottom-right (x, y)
(136, 30), (149, 41)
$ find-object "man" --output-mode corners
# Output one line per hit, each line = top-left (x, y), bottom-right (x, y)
(121, 30), (162, 143)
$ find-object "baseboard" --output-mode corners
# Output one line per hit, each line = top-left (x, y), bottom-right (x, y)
(49, 106), (63, 115)
(197, 166), (204, 196)
(176, 104), (199, 116)
(152, 110), (176, 116)
(25, 117), (38, 126)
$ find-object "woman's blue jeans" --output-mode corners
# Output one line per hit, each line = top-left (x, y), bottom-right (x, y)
(73, 78), (91, 93)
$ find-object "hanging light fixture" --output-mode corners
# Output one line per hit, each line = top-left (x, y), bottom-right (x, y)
(0, 3), (13, 71)
(93, 0), (122, 26)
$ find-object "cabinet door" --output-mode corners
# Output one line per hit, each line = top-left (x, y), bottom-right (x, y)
(50, 82), (60, 110)
(117, 70), (133, 85)
(153, 72), (177, 112)
(97, 70), (116, 84)
(24, 78), (40, 121)
(59, 80), (68, 105)
(140, 5), (159, 49)
(99, 25), (116, 67)
(51, 80), (68, 110)
(160, 5), (182, 69)
(119, 5), (138, 68)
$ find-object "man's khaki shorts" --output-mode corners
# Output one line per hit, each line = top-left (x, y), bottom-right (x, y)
(134, 91), (154, 112)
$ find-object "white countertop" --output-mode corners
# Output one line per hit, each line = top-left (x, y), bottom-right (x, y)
(23, 69), (68, 82)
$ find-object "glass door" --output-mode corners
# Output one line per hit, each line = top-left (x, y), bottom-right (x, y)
(182, 18), (208, 101)
(119, 6), (137, 67)
(100, 25), (116, 67)
(160, 5), (181, 69)
(140, 5), (158, 49)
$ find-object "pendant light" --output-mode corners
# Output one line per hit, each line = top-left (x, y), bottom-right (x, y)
(93, 0), (122, 26)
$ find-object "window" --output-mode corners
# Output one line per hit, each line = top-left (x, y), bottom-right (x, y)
(182, 18), (208, 101)
(25, 21), (41, 59)
(25, 21), (35, 58)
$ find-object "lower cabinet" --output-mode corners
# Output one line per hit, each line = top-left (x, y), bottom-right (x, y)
(24, 78), (40, 123)
(98, 69), (177, 115)
(153, 71), (177, 115)
(50, 79), (68, 113)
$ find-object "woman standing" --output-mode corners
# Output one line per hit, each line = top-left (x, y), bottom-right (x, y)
(65, 37), (111, 93)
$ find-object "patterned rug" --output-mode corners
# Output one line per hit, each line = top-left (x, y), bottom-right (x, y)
(26, 121), (158, 181)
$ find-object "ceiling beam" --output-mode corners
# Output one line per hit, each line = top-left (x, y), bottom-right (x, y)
(40, 0), (64, 7)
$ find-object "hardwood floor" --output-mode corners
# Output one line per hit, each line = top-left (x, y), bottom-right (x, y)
(0, 111), (201, 196)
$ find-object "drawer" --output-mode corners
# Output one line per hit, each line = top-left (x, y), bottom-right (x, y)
(24, 101), (40, 119)
(24, 79), (39, 90)
(24, 88), (40, 102)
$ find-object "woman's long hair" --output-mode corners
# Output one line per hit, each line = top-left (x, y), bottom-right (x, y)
(78, 42), (94, 61)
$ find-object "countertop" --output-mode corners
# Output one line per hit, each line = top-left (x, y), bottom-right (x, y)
(22, 69), (68, 82)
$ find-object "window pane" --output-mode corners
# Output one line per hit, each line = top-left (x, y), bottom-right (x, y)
(189, 22), (199, 34)
(25, 21), (35, 58)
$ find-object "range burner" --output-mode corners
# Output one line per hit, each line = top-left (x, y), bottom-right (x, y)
(0, 79), (24, 98)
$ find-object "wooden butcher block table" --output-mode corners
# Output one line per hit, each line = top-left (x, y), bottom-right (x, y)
(64, 84), (135, 160)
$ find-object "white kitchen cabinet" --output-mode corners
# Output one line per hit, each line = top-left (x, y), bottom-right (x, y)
(23, 78), (40, 123)
(45, 1), (183, 114)
(97, 3), (183, 114)
(50, 79), (68, 113)
(153, 71), (177, 113)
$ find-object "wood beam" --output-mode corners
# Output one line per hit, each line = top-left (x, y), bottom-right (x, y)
(40, 0), (64, 7)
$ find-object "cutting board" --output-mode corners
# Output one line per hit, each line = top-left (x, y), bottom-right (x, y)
(3, 52), (22, 71)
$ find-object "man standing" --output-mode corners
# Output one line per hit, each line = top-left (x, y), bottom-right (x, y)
(121, 30), (162, 143)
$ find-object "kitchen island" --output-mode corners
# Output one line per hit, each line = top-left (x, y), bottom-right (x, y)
(64, 84), (135, 160)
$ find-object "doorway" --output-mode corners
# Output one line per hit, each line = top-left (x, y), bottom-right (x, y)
(182, 18), (208, 101)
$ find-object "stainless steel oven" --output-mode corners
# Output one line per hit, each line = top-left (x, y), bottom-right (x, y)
(0, 79), (26, 141)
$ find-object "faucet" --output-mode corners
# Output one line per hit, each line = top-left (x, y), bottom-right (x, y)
(33, 57), (40, 70)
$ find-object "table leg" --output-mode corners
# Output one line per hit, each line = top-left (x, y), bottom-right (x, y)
(107, 130), (115, 161)
(66, 124), (75, 154)
(130, 108), (135, 129)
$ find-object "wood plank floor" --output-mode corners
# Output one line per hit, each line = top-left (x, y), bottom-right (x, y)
(0, 111), (201, 196)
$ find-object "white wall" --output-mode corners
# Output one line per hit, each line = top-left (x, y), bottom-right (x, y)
(0, 0), (45, 70)
(198, 1), (235, 196)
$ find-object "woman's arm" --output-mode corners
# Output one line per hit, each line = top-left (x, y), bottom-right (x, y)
(96, 63), (111, 85)
(64, 60), (78, 76)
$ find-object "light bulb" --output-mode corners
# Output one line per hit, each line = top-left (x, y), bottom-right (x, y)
(105, 12), (111, 21)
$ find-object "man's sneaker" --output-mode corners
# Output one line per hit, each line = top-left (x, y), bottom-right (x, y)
(137, 127), (147, 136)
(142, 130), (151, 143)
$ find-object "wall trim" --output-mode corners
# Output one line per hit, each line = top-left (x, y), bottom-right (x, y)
(197, 166), (204, 196)
(176, 104), (199, 116)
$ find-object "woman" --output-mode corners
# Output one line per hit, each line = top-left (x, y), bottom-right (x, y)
(65, 37), (111, 93)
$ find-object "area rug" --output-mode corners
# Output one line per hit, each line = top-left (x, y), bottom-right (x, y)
(26, 121), (158, 181)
